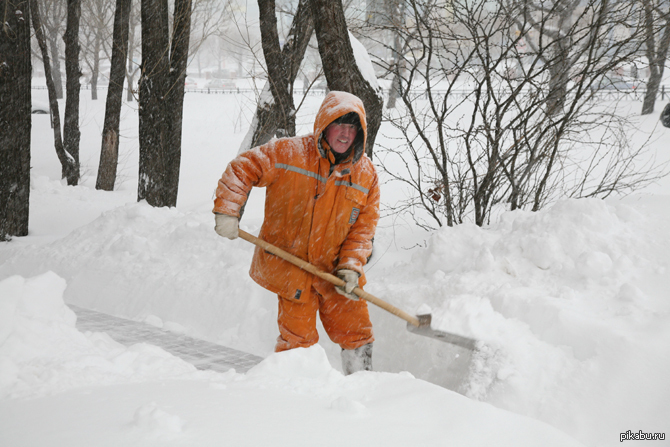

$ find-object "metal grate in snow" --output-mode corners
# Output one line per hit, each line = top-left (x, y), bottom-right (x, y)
(70, 305), (263, 373)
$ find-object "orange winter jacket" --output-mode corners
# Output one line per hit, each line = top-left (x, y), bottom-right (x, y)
(214, 91), (380, 303)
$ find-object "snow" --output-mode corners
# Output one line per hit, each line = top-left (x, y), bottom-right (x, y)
(1, 82), (669, 446)
(0, 273), (199, 400)
(0, 273), (580, 447)
(392, 197), (670, 441)
(349, 31), (381, 93)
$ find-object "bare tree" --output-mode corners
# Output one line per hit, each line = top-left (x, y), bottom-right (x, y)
(376, 0), (664, 228)
(138, 0), (192, 207)
(257, 0), (297, 137)
(0, 0), (32, 240)
(39, 0), (67, 98)
(238, 0), (314, 152)
(96, 0), (140, 102)
(188, 0), (232, 76)
(62, 0), (82, 185)
(30, 0), (70, 180)
(640, 0), (670, 115)
(80, 0), (113, 100)
(96, 0), (131, 191)
(509, 0), (583, 117)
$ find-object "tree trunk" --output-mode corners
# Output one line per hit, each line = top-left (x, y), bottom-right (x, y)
(515, 0), (581, 118)
(48, 34), (64, 99)
(138, 0), (170, 206)
(257, 0), (296, 136)
(96, 0), (131, 191)
(90, 34), (101, 100)
(310, 0), (383, 159)
(386, 0), (404, 109)
(0, 0), (32, 240)
(165, 0), (192, 201)
(545, 50), (570, 117)
(30, 0), (69, 180)
(63, 0), (82, 185)
(642, 66), (665, 115)
(239, 0), (313, 153)
(138, 0), (191, 207)
(126, 9), (138, 102)
(40, 0), (66, 99)
(641, 0), (670, 115)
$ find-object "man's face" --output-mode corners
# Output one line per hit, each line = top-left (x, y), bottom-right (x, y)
(324, 122), (358, 154)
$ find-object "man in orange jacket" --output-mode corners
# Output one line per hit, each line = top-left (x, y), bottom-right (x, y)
(213, 91), (379, 375)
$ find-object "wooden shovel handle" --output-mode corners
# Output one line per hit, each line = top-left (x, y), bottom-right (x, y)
(238, 229), (421, 327)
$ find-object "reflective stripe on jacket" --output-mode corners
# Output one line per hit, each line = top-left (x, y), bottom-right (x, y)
(213, 91), (380, 302)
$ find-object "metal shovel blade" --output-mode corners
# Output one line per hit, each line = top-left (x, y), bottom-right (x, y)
(406, 314), (477, 351)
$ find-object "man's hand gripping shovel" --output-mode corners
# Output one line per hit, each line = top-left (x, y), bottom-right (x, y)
(237, 229), (477, 352)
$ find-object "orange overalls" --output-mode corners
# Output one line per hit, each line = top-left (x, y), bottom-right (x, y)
(214, 91), (379, 351)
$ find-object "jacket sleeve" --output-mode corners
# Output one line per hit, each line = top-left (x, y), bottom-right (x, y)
(213, 142), (280, 217)
(336, 172), (380, 276)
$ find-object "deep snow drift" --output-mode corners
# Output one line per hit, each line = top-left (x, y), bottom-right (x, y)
(0, 272), (583, 447)
(1, 86), (669, 446)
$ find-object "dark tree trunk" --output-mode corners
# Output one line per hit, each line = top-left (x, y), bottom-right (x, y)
(310, 0), (383, 159)
(138, 0), (191, 207)
(257, 0), (297, 137)
(165, 0), (192, 200)
(96, 0), (131, 191)
(240, 0), (313, 152)
(280, 0), (313, 97)
(30, 0), (68, 179)
(642, 66), (665, 115)
(63, 0), (82, 185)
(139, 0), (170, 206)
(0, 0), (32, 240)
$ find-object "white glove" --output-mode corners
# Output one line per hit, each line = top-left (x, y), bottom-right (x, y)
(335, 269), (360, 300)
(214, 214), (239, 240)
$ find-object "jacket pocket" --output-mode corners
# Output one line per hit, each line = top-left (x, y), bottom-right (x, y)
(345, 184), (367, 207)
(250, 246), (310, 302)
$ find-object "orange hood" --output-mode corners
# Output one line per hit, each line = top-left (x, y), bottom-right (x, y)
(313, 91), (367, 164)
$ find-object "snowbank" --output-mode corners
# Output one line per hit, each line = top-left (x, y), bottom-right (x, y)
(0, 272), (583, 447)
(2, 184), (668, 446)
(0, 272), (201, 399)
(0, 200), (277, 355)
(368, 196), (670, 446)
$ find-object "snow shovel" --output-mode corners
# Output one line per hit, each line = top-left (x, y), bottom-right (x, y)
(238, 229), (477, 351)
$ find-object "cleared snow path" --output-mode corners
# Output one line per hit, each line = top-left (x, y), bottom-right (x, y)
(72, 305), (263, 373)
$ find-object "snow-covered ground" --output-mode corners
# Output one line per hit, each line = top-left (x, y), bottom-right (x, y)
(1, 84), (669, 446)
